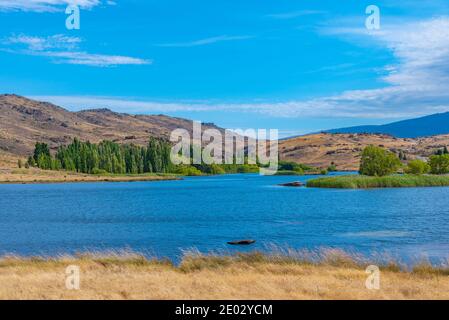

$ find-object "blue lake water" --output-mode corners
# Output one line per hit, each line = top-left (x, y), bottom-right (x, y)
(1, 173), (449, 264)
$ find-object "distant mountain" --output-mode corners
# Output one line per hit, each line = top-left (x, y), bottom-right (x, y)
(2, 94), (449, 171)
(0, 94), (222, 156)
(326, 112), (449, 138)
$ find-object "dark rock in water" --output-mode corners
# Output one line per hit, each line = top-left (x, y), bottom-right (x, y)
(227, 240), (256, 245)
(279, 181), (304, 187)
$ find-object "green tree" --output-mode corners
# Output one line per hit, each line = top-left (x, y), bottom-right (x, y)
(37, 153), (51, 170)
(429, 154), (449, 174)
(208, 163), (226, 175)
(435, 147), (449, 156)
(278, 161), (308, 174)
(174, 165), (203, 176)
(33, 142), (50, 163)
(327, 162), (337, 172)
(27, 156), (35, 167)
(32, 137), (174, 175)
(359, 145), (402, 176)
(405, 159), (430, 175)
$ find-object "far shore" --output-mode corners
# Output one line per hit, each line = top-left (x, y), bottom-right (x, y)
(0, 168), (181, 184)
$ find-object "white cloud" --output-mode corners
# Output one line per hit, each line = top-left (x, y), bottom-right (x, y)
(156, 35), (254, 47)
(0, 0), (104, 12)
(378, 18), (449, 87)
(31, 96), (217, 113)
(300, 17), (449, 118)
(7, 34), (82, 50)
(32, 91), (446, 120)
(3, 34), (151, 67)
(27, 17), (449, 118)
(31, 51), (151, 66)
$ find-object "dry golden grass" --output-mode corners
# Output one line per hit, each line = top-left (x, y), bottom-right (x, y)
(1, 250), (449, 300)
(0, 152), (20, 169)
(0, 166), (179, 184)
(0, 151), (177, 183)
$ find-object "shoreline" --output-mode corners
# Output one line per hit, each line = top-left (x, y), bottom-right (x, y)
(0, 177), (182, 185)
(0, 169), (181, 184)
(0, 167), (355, 185)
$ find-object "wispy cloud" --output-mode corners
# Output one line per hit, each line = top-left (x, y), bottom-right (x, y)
(267, 10), (326, 20)
(7, 34), (82, 50)
(303, 17), (449, 117)
(31, 17), (449, 119)
(155, 35), (254, 47)
(3, 34), (151, 67)
(30, 51), (151, 66)
(32, 90), (447, 120)
(0, 0), (105, 12)
(31, 95), (217, 113)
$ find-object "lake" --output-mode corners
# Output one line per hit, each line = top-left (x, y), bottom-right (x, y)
(1, 173), (449, 264)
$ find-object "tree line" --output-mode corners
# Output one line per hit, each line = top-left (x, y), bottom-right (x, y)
(27, 138), (262, 175)
(359, 145), (449, 176)
(27, 138), (173, 174)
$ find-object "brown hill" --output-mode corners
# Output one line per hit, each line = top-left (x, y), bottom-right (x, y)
(1, 94), (448, 171)
(279, 133), (449, 170)
(0, 94), (220, 157)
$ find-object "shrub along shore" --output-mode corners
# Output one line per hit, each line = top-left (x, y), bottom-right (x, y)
(307, 174), (449, 189)
(306, 145), (449, 189)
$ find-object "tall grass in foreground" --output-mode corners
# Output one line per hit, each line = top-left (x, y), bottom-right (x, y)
(306, 174), (449, 189)
(3, 248), (449, 299)
(2, 248), (448, 275)
(178, 247), (398, 272)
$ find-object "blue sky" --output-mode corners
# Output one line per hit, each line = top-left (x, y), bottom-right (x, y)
(1, 0), (449, 137)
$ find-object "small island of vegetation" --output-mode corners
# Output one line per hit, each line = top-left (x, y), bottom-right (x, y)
(307, 145), (449, 189)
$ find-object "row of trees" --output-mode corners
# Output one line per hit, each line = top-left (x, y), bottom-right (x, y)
(405, 155), (449, 175)
(28, 140), (449, 177)
(28, 138), (264, 175)
(359, 145), (449, 176)
(29, 138), (173, 174)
